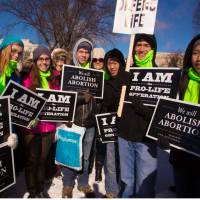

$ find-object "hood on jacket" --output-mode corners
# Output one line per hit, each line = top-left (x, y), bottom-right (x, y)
(104, 48), (126, 78)
(132, 33), (157, 67)
(72, 38), (93, 67)
(183, 34), (200, 73)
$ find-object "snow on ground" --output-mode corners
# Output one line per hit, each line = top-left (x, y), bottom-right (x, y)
(4, 148), (175, 198)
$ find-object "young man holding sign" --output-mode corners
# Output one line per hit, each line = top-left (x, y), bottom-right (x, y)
(62, 38), (97, 198)
(117, 33), (157, 197)
(102, 48), (128, 198)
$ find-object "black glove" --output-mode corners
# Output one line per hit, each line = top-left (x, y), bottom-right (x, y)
(118, 71), (132, 86)
(157, 135), (170, 150)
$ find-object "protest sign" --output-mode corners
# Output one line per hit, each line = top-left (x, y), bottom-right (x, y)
(61, 65), (104, 99)
(0, 145), (15, 192)
(0, 97), (11, 145)
(95, 113), (118, 143)
(37, 89), (77, 122)
(1, 80), (46, 128)
(55, 124), (85, 171)
(146, 98), (200, 157)
(112, 0), (159, 117)
(113, 0), (158, 34)
(125, 68), (181, 106)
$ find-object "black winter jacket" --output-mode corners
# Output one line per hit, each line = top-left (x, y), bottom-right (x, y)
(74, 95), (97, 127)
(169, 34), (200, 168)
(102, 48), (153, 142)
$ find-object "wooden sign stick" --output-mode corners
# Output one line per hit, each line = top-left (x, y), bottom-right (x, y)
(117, 34), (135, 117)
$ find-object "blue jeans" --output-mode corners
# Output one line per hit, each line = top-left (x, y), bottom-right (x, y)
(118, 137), (157, 198)
(105, 142), (120, 197)
(62, 126), (95, 188)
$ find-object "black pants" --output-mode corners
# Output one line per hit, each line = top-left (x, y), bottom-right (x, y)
(45, 142), (58, 180)
(95, 139), (106, 170)
(24, 133), (53, 195)
(13, 126), (25, 175)
(174, 166), (200, 198)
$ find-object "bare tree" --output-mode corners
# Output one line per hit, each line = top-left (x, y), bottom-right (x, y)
(0, 0), (115, 52)
(167, 52), (183, 68)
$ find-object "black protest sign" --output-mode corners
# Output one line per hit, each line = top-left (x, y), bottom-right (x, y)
(146, 98), (200, 157)
(125, 68), (181, 106)
(0, 97), (11, 145)
(2, 80), (46, 128)
(0, 145), (15, 192)
(95, 113), (118, 143)
(61, 65), (104, 99)
(36, 89), (77, 122)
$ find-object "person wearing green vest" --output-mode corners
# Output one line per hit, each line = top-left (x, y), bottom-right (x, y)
(169, 34), (200, 198)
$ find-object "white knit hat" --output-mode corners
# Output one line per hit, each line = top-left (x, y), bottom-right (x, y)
(93, 48), (105, 59)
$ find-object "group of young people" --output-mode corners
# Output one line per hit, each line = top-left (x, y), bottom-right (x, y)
(0, 32), (200, 198)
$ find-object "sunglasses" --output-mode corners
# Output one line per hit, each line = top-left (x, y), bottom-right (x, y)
(93, 58), (104, 63)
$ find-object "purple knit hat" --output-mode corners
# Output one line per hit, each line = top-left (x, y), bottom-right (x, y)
(33, 46), (51, 61)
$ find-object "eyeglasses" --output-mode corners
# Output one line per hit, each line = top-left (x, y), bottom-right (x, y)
(38, 57), (50, 62)
(93, 58), (104, 63)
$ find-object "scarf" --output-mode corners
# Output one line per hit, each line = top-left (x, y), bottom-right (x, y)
(103, 69), (110, 80)
(39, 70), (51, 89)
(135, 50), (154, 68)
(81, 61), (90, 69)
(0, 60), (18, 94)
(184, 67), (200, 104)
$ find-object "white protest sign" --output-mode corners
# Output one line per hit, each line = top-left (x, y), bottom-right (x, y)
(113, 0), (158, 34)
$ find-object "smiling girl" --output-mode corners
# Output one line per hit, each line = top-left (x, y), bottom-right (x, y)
(0, 35), (24, 94)
(21, 46), (57, 198)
